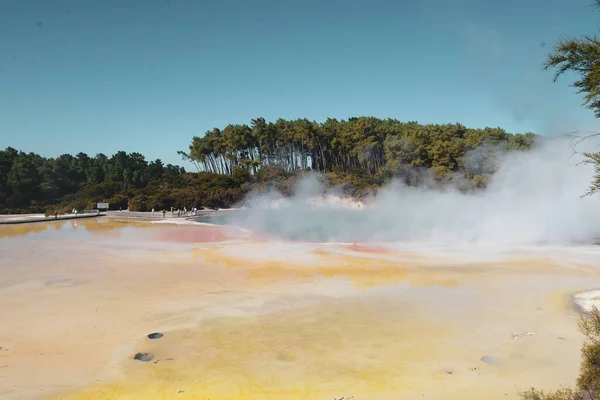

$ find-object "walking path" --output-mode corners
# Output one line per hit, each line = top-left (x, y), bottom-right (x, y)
(0, 212), (104, 225)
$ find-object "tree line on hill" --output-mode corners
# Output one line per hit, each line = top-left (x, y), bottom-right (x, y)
(0, 149), (184, 214)
(1, 119), (537, 214)
(180, 117), (536, 181)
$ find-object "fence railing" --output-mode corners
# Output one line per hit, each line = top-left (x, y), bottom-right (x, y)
(105, 210), (203, 219)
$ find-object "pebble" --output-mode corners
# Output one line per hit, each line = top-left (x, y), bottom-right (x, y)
(133, 352), (154, 362)
(148, 332), (164, 340)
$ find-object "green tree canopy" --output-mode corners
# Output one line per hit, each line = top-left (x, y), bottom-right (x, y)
(544, 0), (600, 196)
(0, 148), (185, 214)
(181, 118), (535, 184)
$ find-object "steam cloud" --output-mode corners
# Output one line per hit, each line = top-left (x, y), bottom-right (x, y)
(219, 137), (600, 245)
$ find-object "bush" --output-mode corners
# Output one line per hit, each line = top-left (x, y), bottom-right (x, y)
(104, 193), (129, 210)
(128, 195), (152, 211)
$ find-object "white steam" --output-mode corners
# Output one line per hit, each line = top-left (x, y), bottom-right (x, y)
(220, 137), (600, 244)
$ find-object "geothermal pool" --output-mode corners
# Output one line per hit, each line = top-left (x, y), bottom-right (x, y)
(1, 218), (600, 400)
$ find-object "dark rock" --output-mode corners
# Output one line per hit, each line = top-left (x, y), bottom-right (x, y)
(133, 352), (154, 362)
(445, 371), (453, 375)
(147, 332), (164, 340)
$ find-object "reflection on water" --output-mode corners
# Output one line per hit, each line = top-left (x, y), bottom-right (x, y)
(0, 219), (158, 240)
(0, 222), (52, 238)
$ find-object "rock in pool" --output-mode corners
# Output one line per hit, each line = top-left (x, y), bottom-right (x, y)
(147, 332), (164, 339)
(133, 352), (154, 362)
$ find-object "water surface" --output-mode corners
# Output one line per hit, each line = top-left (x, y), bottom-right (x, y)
(0, 219), (599, 400)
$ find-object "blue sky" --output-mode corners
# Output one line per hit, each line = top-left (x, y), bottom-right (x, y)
(1, 0), (600, 168)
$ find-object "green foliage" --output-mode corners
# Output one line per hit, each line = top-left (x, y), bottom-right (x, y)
(127, 171), (248, 211)
(577, 308), (600, 396)
(579, 308), (600, 342)
(583, 151), (600, 197)
(183, 118), (535, 190)
(519, 387), (581, 400)
(544, 1), (600, 197)
(520, 308), (600, 400)
(1, 118), (538, 214)
(545, 34), (600, 118)
(0, 147), (184, 214)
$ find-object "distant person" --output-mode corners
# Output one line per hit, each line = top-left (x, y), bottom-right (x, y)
(162, 210), (166, 218)
(119, 207), (122, 212)
(54, 211), (58, 220)
(151, 208), (155, 214)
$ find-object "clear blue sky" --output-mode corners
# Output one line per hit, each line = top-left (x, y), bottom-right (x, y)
(1, 0), (600, 168)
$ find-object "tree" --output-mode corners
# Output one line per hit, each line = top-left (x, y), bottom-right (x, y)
(1, 116), (536, 214)
(585, 152), (600, 196)
(181, 117), (535, 187)
(544, 0), (600, 196)
(0, 147), (185, 214)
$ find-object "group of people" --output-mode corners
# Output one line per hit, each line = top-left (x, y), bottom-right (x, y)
(50, 208), (79, 220)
